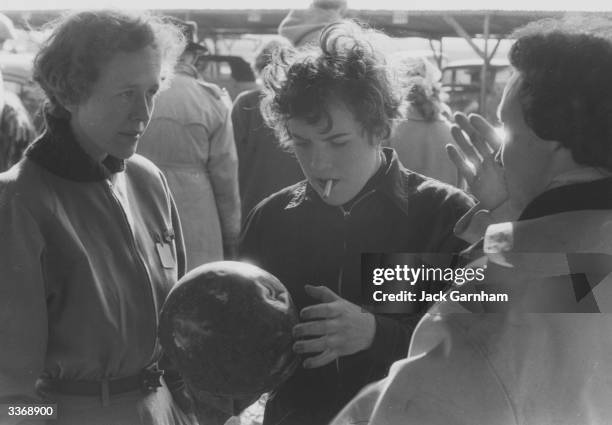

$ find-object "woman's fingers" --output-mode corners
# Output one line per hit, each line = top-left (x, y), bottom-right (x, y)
(446, 144), (476, 184)
(456, 112), (499, 160)
(451, 122), (481, 166)
(469, 113), (503, 153)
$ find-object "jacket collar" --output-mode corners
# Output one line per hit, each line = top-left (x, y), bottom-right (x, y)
(483, 177), (612, 268)
(284, 147), (412, 213)
(175, 62), (199, 79)
(25, 115), (125, 182)
(519, 176), (612, 220)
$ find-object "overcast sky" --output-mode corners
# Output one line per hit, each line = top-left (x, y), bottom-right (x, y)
(2, 0), (612, 11)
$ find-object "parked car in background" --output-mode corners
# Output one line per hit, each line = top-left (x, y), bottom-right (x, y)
(196, 54), (258, 100)
(441, 58), (511, 123)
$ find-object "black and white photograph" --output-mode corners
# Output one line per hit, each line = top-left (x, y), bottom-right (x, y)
(1, 0), (612, 424)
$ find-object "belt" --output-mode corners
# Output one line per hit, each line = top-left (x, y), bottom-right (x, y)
(37, 365), (165, 406)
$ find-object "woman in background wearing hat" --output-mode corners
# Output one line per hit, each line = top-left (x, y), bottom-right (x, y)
(0, 10), (197, 425)
(240, 21), (473, 425)
(278, 0), (347, 47)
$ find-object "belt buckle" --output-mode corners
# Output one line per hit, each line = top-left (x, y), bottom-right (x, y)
(141, 365), (165, 393)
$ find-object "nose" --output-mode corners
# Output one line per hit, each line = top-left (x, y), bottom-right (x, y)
(131, 92), (154, 124)
(309, 143), (334, 173)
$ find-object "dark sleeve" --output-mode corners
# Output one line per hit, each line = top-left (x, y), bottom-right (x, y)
(434, 190), (475, 253)
(231, 93), (249, 152)
(364, 188), (475, 370)
(231, 93), (251, 198)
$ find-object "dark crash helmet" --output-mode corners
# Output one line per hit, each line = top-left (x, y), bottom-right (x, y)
(159, 261), (299, 401)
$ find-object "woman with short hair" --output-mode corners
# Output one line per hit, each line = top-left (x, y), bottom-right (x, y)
(0, 10), (197, 425)
(388, 55), (460, 186)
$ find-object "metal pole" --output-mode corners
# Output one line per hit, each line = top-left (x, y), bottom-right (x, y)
(443, 15), (485, 60)
(479, 14), (491, 116)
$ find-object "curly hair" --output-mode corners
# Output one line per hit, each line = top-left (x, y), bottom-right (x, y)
(261, 20), (402, 149)
(509, 17), (612, 170)
(33, 10), (185, 120)
(253, 37), (292, 75)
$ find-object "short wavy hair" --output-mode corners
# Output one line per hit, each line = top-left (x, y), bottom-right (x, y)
(33, 10), (185, 120)
(395, 55), (444, 122)
(509, 17), (612, 170)
(253, 38), (292, 75)
(261, 20), (402, 149)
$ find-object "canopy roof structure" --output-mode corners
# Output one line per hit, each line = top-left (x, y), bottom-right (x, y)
(4, 3), (612, 115)
(4, 8), (608, 39)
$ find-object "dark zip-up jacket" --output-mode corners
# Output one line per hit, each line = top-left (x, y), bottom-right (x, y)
(240, 148), (473, 425)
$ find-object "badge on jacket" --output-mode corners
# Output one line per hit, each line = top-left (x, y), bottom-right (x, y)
(155, 228), (176, 269)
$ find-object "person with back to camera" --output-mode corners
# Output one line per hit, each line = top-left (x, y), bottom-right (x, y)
(231, 37), (304, 222)
(239, 20), (474, 425)
(332, 17), (612, 425)
(139, 17), (241, 268)
(387, 55), (460, 186)
(0, 10), (199, 425)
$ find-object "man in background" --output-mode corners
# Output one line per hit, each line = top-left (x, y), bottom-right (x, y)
(231, 38), (303, 221)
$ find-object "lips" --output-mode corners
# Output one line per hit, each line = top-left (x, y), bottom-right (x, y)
(315, 178), (337, 190)
(118, 131), (142, 140)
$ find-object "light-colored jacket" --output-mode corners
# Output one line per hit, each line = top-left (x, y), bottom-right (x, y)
(139, 64), (241, 270)
(0, 121), (194, 424)
(332, 208), (612, 425)
(388, 105), (459, 187)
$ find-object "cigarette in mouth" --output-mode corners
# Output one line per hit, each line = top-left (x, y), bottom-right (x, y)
(323, 179), (333, 199)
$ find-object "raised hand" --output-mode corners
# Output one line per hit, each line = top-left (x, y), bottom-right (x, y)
(447, 112), (508, 210)
(292, 285), (376, 369)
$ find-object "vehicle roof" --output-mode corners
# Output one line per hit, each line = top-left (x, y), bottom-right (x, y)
(0, 52), (34, 82)
(443, 58), (510, 69)
(6, 9), (607, 39)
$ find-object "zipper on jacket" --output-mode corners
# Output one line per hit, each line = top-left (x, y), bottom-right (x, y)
(334, 189), (376, 377)
(336, 189), (376, 297)
(103, 179), (159, 362)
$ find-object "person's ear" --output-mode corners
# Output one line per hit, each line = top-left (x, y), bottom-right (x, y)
(363, 129), (382, 147)
(55, 94), (78, 115)
(371, 134), (384, 148)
